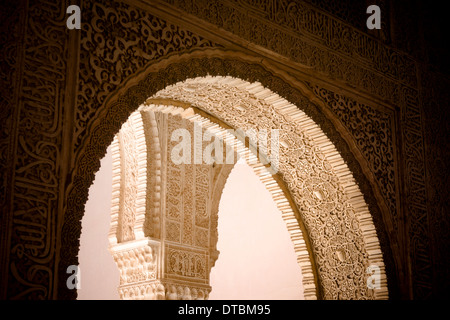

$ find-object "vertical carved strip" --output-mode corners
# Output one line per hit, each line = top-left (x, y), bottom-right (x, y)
(195, 165), (210, 230)
(130, 112), (147, 240)
(109, 135), (121, 246)
(6, 0), (69, 299)
(182, 152), (194, 246)
(117, 119), (138, 242)
(141, 110), (162, 239)
(401, 85), (432, 299)
(111, 111), (148, 244)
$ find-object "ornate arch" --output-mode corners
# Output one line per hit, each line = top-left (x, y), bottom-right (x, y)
(148, 77), (389, 300)
(61, 50), (393, 299)
(108, 75), (389, 299)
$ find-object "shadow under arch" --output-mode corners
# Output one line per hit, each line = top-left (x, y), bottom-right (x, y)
(61, 49), (394, 300)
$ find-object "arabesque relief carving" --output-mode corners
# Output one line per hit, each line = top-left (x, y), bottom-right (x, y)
(75, 0), (219, 152)
(108, 76), (388, 300)
(109, 105), (238, 299)
(1, 0), (444, 301)
(310, 86), (397, 229)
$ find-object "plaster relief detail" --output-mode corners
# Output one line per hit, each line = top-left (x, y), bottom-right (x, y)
(109, 104), (240, 299)
(1, 0), (438, 302)
(108, 76), (388, 300)
(111, 242), (158, 285)
(167, 248), (207, 279)
(149, 76), (388, 300)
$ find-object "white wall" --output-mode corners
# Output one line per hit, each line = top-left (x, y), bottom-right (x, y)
(78, 149), (303, 300)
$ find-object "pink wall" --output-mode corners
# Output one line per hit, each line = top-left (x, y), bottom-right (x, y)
(78, 146), (120, 299)
(209, 158), (304, 299)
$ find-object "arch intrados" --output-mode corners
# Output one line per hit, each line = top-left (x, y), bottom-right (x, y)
(63, 51), (390, 300)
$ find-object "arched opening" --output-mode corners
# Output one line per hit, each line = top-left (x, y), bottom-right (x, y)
(62, 53), (392, 300)
(76, 75), (387, 300)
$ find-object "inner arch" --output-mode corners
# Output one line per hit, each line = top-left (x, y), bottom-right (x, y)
(109, 103), (316, 299)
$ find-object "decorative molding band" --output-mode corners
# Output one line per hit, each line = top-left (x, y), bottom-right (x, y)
(150, 0), (416, 100)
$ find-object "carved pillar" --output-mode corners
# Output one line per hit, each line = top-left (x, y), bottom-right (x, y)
(109, 105), (234, 300)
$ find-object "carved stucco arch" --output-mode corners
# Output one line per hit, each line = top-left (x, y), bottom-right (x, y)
(109, 76), (388, 300)
(110, 103), (316, 299)
(63, 50), (392, 300)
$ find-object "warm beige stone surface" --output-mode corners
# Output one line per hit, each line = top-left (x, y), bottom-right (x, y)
(3, 0), (446, 300)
